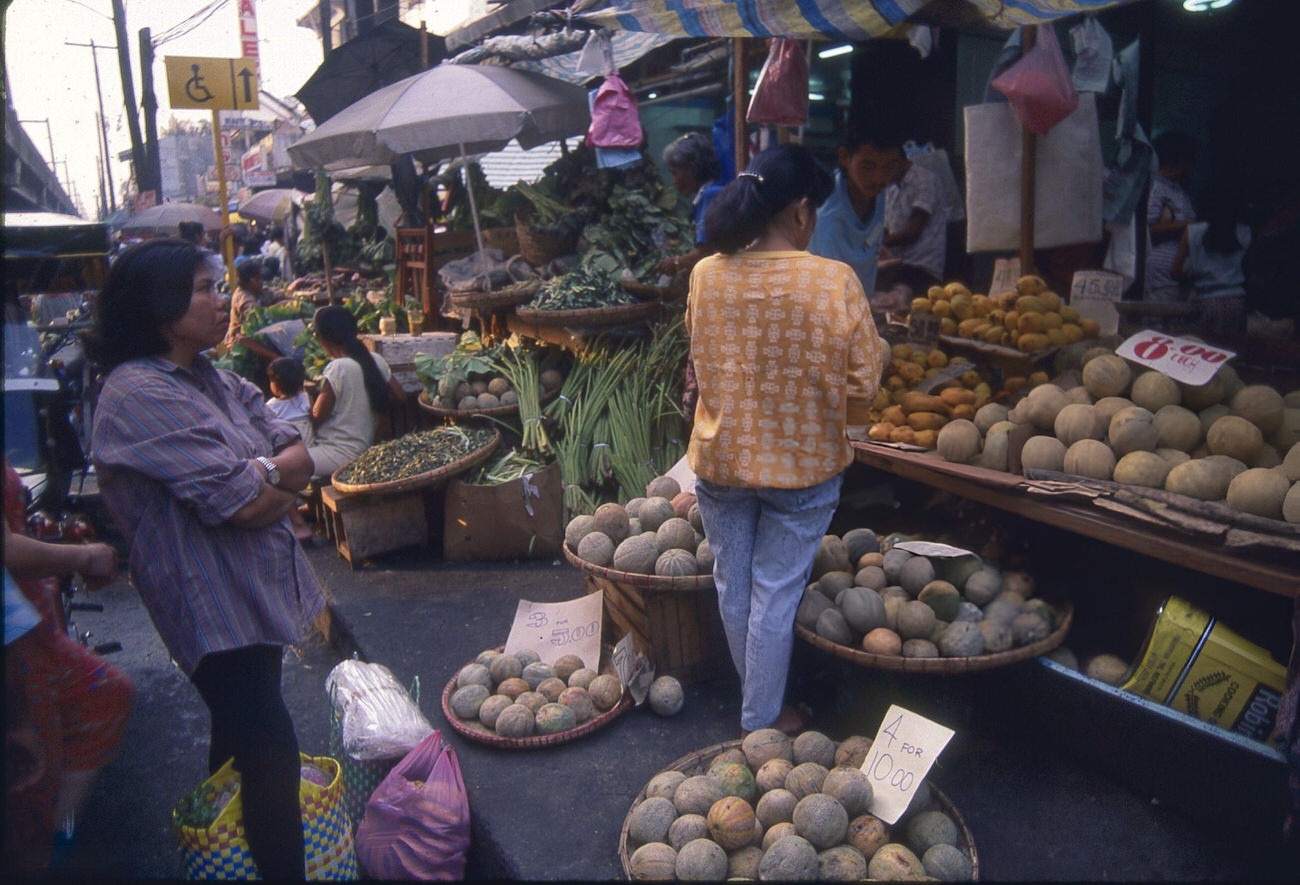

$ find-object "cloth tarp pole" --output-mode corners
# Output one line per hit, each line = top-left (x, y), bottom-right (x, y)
(210, 109), (236, 292)
(733, 39), (746, 173)
(460, 142), (487, 275)
(1019, 26), (1037, 274)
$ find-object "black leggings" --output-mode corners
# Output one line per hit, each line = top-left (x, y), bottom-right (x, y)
(191, 645), (304, 880)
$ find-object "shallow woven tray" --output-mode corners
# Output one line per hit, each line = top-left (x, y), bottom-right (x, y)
(441, 645), (631, 750)
(618, 738), (979, 880)
(563, 541), (715, 592)
(515, 300), (660, 328)
(448, 279), (540, 311)
(794, 601), (1073, 674)
(330, 427), (501, 496)
(417, 385), (559, 420)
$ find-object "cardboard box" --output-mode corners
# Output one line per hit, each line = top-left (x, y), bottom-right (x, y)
(442, 460), (562, 562)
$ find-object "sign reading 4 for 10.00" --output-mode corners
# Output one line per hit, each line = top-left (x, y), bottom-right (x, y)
(862, 705), (955, 824)
(164, 56), (259, 111)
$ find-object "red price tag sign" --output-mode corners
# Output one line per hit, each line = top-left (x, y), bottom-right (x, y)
(1114, 330), (1235, 387)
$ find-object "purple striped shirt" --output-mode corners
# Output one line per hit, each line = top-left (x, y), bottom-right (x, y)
(91, 355), (325, 676)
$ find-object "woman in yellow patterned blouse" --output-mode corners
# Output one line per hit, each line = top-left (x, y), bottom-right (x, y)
(687, 144), (886, 735)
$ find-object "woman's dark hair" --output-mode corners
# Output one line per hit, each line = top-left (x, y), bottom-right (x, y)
(1199, 185), (1247, 256)
(177, 221), (205, 244)
(662, 132), (723, 183)
(842, 110), (909, 156)
(1153, 130), (1197, 169)
(702, 145), (834, 254)
(89, 238), (208, 370)
(236, 259), (263, 285)
(312, 305), (388, 413)
(267, 357), (305, 396)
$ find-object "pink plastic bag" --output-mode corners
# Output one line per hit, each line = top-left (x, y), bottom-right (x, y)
(746, 38), (809, 127)
(354, 730), (470, 880)
(991, 24), (1079, 135)
(587, 72), (643, 148)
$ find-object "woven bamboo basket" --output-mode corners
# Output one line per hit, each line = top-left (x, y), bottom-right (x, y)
(330, 427), (500, 496)
(514, 212), (574, 267)
(794, 601), (1073, 674)
(447, 279), (540, 311)
(564, 544), (726, 685)
(417, 385), (560, 421)
(618, 739), (979, 880)
(515, 300), (661, 329)
(440, 645), (631, 750)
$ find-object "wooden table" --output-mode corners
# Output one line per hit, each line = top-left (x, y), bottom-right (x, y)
(851, 441), (1299, 599)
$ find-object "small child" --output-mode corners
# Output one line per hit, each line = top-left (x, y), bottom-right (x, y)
(266, 357), (312, 444)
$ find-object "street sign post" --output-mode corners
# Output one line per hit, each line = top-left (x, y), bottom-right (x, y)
(164, 56), (260, 291)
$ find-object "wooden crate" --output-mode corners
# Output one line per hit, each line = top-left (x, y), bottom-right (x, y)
(320, 485), (428, 569)
(585, 574), (728, 685)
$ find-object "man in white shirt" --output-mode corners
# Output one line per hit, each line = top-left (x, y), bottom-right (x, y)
(879, 161), (947, 295)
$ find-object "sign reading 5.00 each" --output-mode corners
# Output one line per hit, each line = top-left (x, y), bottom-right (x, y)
(862, 705), (955, 824)
(1115, 330), (1236, 387)
(164, 56), (259, 111)
(503, 591), (603, 672)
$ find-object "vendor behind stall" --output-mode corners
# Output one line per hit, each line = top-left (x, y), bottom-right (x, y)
(655, 133), (725, 277)
(808, 113), (909, 301)
(1146, 130), (1199, 303)
(878, 152), (947, 296)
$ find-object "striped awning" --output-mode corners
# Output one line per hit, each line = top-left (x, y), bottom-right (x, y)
(581, 0), (1141, 40)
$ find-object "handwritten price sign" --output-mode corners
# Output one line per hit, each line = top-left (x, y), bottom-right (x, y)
(503, 591), (603, 671)
(1115, 330), (1236, 387)
(1068, 270), (1124, 336)
(989, 257), (1021, 297)
(862, 705), (955, 824)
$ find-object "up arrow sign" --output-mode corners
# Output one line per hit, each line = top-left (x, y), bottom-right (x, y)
(233, 59), (259, 110)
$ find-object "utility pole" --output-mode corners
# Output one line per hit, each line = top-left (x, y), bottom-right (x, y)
(318, 0), (333, 56)
(139, 27), (162, 199)
(94, 114), (109, 219)
(110, 0), (147, 199)
(67, 40), (118, 214)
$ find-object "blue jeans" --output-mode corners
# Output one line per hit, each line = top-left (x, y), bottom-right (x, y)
(695, 472), (844, 731)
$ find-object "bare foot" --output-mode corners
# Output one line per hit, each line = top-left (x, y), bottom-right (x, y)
(771, 704), (812, 735)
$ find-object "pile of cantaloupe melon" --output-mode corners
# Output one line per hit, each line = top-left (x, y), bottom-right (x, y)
(933, 344), (1300, 523)
(909, 276), (1103, 352)
(565, 475), (713, 577)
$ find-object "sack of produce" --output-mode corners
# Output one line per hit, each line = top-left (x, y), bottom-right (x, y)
(173, 754), (358, 880)
(354, 730), (471, 879)
(326, 661), (435, 829)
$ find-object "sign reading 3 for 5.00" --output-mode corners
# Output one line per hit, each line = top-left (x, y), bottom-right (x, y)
(1115, 330), (1236, 387)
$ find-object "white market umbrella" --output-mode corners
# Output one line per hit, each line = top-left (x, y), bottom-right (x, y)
(119, 201), (223, 236)
(236, 189), (307, 225)
(288, 64), (591, 258)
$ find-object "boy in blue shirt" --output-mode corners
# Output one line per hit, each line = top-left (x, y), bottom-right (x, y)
(808, 115), (910, 297)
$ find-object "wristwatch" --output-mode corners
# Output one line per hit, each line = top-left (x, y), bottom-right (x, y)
(255, 456), (280, 486)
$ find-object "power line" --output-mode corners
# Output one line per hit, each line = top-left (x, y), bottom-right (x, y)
(151, 0), (231, 46)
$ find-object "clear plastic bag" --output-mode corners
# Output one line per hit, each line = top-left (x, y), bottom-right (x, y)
(325, 660), (434, 762)
(991, 24), (1079, 136)
(354, 730), (470, 880)
(746, 38), (809, 127)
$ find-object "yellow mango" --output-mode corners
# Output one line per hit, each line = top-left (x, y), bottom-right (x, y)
(1042, 311), (1064, 330)
(1015, 295), (1046, 314)
(1003, 310), (1020, 331)
(939, 317), (957, 335)
(892, 343), (913, 361)
(1060, 305), (1081, 324)
(1061, 323), (1084, 343)
(931, 300), (952, 318)
(1040, 290), (1062, 311)
(1017, 312), (1047, 334)
(911, 298), (932, 314)
(1016, 275), (1047, 296)
(950, 296), (974, 321)
(927, 285), (946, 301)
(927, 349), (948, 368)
(944, 281), (971, 299)
(1028, 370), (1050, 386)
(1080, 318), (1101, 338)
(1017, 332), (1051, 353)
(1046, 327), (1066, 346)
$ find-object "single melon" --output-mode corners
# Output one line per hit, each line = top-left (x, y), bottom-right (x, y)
(1093, 395), (1135, 424)
(559, 686), (596, 722)
(937, 419), (982, 463)
(475, 648), (502, 667)
(1179, 375), (1224, 411)
(648, 676), (684, 717)
(868, 843), (926, 881)
(488, 653), (522, 684)
(552, 654), (585, 681)
(938, 621), (985, 657)
(673, 775), (727, 816)
(1113, 451), (1172, 488)
(796, 589), (834, 630)
(1283, 482), (1300, 523)
(978, 619), (1014, 652)
(1157, 448), (1191, 466)
(534, 702), (576, 734)
(477, 694), (513, 729)
(456, 662), (492, 690)
(1085, 654), (1129, 685)
(1064, 438), (1116, 480)
(707, 796), (757, 850)
(628, 842), (676, 880)
(1153, 405), (1202, 452)
(568, 668), (597, 689)
(450, 684), (490, 720)
(963, 568), (1002, 606)
(743, 728), (792, 769)
(646, 475), (682, 500)
(671, 491), (697, 520)
(882, 548), (914, 583)
(667, 814), (709, 851)
(1054, 403), (1104, 446)
(841, 586), (887, 634)
(862, 627), (903, 656)
(898, 556), (937, 596)
(577, 530), (615, 566)
(818, 570), (855, 598)
(835, 736), (873, 769)
(923, 843), (973, 881)
(756, 759), (795, 795)
(792, 731), (837, 769)
(1226, 468), (1291, 519)
(495, 677), (529, 700)
(758, 834), (819, 881)
(1207, 415), (1264, 462)
(1021, 435), (1067, 472)
(918, 580), (962, 621)
(565, 514), (595, 549)
(847, 814), (890, 860)
(977, 420), (1015, 471)
(793, 793), (849, 850)
(756, 787), (798, 828)
(628, 796), (678, 845)
(815, 608), (855, 646)
(897, 600), (938, 640)
(645, 770), (688, 801)
(1130, 371), (1181, 412)
(639, 497), (675, 532)
(494, 703), (535, 737)
(656, 548), (699, 577)
(625, 496), (647, 519)
(841, 527), (880, 562)
(588, 674), (623, 711)
(729, 846), (765, 880)
(1108, 407), (1158, 456)
(675, 837), (727, 880)
(821, 766), (874, 817)
(536, 677), (567, 703)
(592, 502), (630, 543)
(1232, 385), (1285, 434)
(1205, 455), (1249, 482)
(1011, 612), (1052, 646)
(1165, 458), (1232, 501)
(906, 810), (959, 856)
(762, 822), (798, 851)
(904, 638), (941, 658)
(1083, 354), (1131, 398)
(974, 402), (1010, 435)
(1010, 384), (1068, 430)
(655, 517), (697, 555)
(521, 661), (554, 690)
(614, 534), (660, 575)
(854, 565), (888, 591)
(811, 535), (852, 579)
(818, 845), (869, 881)
(784, 762), (829, 800)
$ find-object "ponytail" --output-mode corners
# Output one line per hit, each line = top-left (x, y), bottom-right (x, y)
(312, 305), (389, 412)
(702, 145), (833, 254)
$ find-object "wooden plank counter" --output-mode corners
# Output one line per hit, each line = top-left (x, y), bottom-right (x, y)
(851, 441), (1299, 599)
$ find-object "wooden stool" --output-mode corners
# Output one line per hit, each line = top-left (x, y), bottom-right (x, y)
(319, 485), (428, 569)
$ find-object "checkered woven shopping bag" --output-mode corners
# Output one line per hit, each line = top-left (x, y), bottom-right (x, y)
(173, 753), (359, 880)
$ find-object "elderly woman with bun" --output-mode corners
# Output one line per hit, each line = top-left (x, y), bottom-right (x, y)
(89, 238), (324, 878)
(687, 144), (887, 736)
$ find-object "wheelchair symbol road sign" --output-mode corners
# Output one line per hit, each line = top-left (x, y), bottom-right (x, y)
(164, 57), (259, 111)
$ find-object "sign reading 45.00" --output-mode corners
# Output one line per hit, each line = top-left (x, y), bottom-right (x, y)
(862, 705), (955, 824)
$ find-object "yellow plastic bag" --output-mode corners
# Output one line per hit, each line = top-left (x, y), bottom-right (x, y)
(173, 753), (359, 880)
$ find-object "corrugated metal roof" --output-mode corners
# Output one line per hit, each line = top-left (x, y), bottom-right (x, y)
(477, 138), (566, 188)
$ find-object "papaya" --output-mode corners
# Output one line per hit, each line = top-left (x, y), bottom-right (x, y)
(950, 403), (977, 421)
(889, 425), (918, 444)
(971, 294), (993, 317)
(988, 309), (1006, 326)
(980, 326), (1006, 344)
(906, 411), (948, 431)
(881, 405), (906, 426)
(900, 392), (948, 414)
(913, 429), (939, 449)
(950, 296), (974, 321)
(939, 388), (976, 407)
(896, 361), (925, 383)
(868, 422), (896, 441)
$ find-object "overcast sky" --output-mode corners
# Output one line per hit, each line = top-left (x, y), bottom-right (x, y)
(4, 1), (353, 216)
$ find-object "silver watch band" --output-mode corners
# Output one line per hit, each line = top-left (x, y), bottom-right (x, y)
(255, 456), (279, 484)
